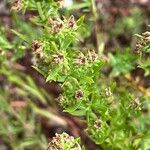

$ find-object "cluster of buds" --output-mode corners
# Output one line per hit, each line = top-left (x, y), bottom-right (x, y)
(0, 49), (5, 56)
(52, 53), (64, 64)
(31, 40), (43, 65)
(129, 98), (141, 110)
(88, 49), (98, 62)
(47, 132), (81, 150)
(135, 41), (144, 53)
(75, 89), (84, 100)
(11, 0), (23, 11)
(54, 0), (64, 8)
(94, 119), (102, 129)
(49, 15), (77, 34)
(49, 18), (64, 34)
(105, 88), (112, 97)
(135, 31), (150, 53)
(142, 31), (150, 42)
(75, 53), (87, 65)
(75, 49), (98, 66)
(32, 40), (43, 54)
(55, 95), (64, 103)
(67, 15), (77, 29)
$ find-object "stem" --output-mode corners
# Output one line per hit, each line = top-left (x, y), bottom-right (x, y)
(91, 0), (97, 19)
(37, 2), (45, 21)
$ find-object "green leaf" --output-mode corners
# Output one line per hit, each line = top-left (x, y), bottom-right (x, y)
(11, 29), (29, 43)
(46, 65), (62, 82)
(77, 16), (85, 26)
(64, 100), (84, 116)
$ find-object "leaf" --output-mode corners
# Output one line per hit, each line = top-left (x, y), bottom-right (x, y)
(135, 34), (143, 38)
(65, 109), (86, 116)
(46, 65), (62, 82)
(0, 36), (12, 49)
(81, 76), (94, 84)
(68, 2), (90, 10)
(31, 103), (67, 126)
(64, 100), (84, 116)
(77, 16), (85, 26)
(108, 53), (117, 65)
(11, 29), (29, 43)
(8, 74), (47, 104)
(32, 66), (45, 76)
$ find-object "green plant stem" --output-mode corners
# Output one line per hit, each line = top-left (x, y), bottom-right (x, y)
(37, 2), (45, 21)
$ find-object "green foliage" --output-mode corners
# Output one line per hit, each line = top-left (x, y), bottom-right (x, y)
(139, 59), (150, 76)
(108, 48), (137, 76)
(111, 8), (143, 39)
(0, 28), (12, 62)
(0, 69), (49, 150)
(136, 31), (150, 76)
(0, 30), (12, 49)
(0, 28), (60, 149)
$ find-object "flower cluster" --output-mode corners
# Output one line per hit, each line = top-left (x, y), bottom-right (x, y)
(54, 0), (64, 8)
(135, 31), (150, 53)
(47, 133), (81, 150)
(11, 0), (23, 11)
(129, 98), (141, 110)
(49, 15), (77, 34)
(75, 49), (98, 65)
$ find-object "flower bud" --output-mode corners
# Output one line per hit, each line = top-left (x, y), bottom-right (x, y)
(94, 119), (102, 129)
(52, 53), (64, 64)
(48, 132), (81, 150)
(32, 40), (43, 54)
(75, 89), (84, 100)
(75, 53), (87, 65)
(129, 98), (141, 110)
(54, 0), (64, 8)
(49, 18), (64, 33)
(11, 0), (23, 11)
(67, 15), (77, 29)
